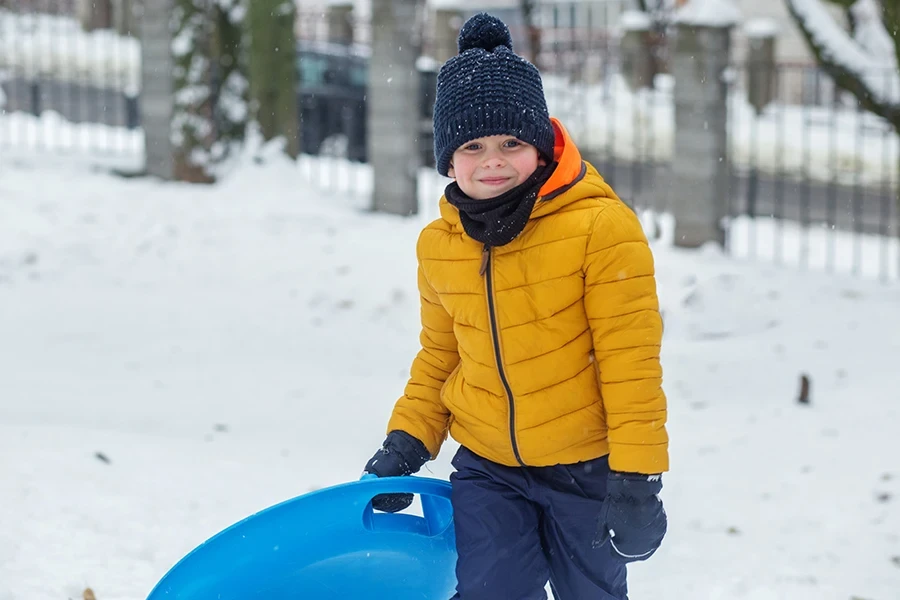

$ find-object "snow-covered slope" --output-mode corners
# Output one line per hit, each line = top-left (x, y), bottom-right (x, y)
(1, 149), (898, 599)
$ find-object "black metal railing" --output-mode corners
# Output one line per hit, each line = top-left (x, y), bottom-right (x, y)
(726, 62), (898, 280)
(0, 4), (141, 157)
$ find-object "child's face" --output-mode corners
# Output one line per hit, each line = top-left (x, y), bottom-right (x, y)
(447, 135), (544, 200)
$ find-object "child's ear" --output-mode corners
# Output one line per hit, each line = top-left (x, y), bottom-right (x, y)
(447, 163), (455, 178)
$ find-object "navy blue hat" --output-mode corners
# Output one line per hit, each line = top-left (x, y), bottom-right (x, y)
(432, 13), (555, 177)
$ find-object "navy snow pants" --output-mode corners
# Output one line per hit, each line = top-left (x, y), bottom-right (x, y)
(449, 446), (628, 600)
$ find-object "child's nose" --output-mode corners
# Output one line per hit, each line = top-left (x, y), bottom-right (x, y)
(482, 153), (506, 168)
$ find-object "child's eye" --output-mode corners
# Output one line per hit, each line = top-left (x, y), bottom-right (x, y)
(463, 143), (482, 151)
(503, 139), (521, 148)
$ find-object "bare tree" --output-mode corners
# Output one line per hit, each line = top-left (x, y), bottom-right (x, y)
(785, 0), (899, 204)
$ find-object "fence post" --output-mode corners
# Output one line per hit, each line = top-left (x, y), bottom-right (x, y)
(29, 82), (41, 116)
(140, 0), (175, 179)
(671, 7), (740, 247)
(619, 11), (655, 92)
(78, 0), (113, 31)
(111, 0), (137, 37)
(369, 0), (421, 215)
(327, 3), (355, 45)
(433, 8), (462, 65)
(745, 19), (777, 115)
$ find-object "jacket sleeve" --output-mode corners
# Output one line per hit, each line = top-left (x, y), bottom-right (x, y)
(386, 244), (460, 459)
(584, 201), (669, 474)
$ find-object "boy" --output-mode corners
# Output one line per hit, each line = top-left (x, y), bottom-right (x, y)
(364, 13), (668, 600)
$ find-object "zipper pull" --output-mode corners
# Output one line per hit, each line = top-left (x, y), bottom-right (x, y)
(479, 245), (490, 276)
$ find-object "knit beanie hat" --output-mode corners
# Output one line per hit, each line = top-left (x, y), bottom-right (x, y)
(432, 13), (555, 177)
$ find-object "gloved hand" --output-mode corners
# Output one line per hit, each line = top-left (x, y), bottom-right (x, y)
(363, 430), (431, 513)
(593, 471), (667, 562)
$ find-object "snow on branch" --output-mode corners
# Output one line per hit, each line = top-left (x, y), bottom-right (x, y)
(786, 0), (899, 120)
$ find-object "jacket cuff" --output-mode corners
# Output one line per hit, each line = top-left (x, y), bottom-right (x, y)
(607, 471), (663, 500)
(608, 442), (669, 475)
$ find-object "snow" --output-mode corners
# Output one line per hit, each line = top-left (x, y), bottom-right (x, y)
(743, 17), (779, 38)
(218, 71), (250, 124)
(850, 0), (897, 70)
(416, 55), (441, 72)
(2, 133), (900, 599)
(727, 214), (900, 280)
(276, 1), (297, 17)
(620, 10), (653, 32)
(0, 10), (140, 94)
(170, 27), (195, 58)
(674, 0), (743, 27)
(788, 0), (900, 106)
(0, 111), (144, 172)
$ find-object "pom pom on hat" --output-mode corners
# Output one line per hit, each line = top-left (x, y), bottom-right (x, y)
(457, 13), (513, 53)
(432, 13), (554, 177)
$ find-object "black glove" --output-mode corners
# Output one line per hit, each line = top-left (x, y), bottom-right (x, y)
(363, 430), (431, 513)
(593, 471), (667, 562)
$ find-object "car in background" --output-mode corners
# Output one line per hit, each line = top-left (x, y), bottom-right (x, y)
(296, 40), (437, 166)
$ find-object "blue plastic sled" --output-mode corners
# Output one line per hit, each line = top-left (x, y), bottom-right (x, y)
(146, 476), (457, 600)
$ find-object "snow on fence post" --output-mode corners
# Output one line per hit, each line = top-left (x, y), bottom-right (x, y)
(369, 0), (422, 215)
(671, 0), (742, 248)
(141, 0), (176, 180)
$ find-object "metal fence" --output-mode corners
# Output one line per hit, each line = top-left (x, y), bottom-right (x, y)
(1, 1), (897, 279)
(726, 63), (898, 280)
(0, 4), (142, 162)
(534, 49), (898, 280)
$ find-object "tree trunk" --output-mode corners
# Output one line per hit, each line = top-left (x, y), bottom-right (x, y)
(881, 0), (900, 83)
(247, 0), (299, 158)
(519, 0), (542, 67)
(172, 0), (216, 183)
(211, 0), (249, 161)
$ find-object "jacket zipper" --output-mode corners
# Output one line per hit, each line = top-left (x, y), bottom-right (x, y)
(482, 245), (525, 466)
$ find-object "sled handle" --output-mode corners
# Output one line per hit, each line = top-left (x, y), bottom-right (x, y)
(358, 476), (454, 538)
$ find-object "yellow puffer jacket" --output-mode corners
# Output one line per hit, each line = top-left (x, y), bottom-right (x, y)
(387, 119), (668, 474)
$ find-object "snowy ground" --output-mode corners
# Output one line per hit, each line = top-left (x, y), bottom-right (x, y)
(2, 145), (900, 600)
